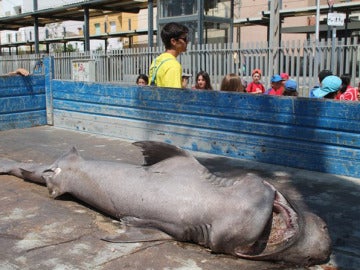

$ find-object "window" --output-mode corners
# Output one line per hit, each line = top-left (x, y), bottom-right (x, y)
(110, 21), (116, 33)
(95, 23), (101, 35)
(159, 0), (197, 17)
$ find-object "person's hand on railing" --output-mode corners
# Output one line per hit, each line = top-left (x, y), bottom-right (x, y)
(7, 68), (30, 76)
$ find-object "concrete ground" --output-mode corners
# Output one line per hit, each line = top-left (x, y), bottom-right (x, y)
(0, 126), (359, 270)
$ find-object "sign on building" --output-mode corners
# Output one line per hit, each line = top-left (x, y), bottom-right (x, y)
(327, 13), (346, 27)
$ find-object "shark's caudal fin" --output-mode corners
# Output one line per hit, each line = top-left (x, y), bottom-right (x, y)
(0, 158), (19, 175)
(0, 158), (46, 184)
(133, 141), (191, 166)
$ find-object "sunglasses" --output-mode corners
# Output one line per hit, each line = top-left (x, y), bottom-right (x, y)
(176, 36), (189, 43)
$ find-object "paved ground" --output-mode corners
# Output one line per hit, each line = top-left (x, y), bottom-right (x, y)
(0, 126), (359, 270)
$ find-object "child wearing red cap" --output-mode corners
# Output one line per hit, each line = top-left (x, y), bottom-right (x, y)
(246, 69), (265, 94)
(280, 73), (289, 81)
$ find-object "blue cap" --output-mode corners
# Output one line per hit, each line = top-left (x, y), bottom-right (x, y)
(312, 75), (342, 98)
(285, 79), (297, 91)
(271, 74), (283, 83)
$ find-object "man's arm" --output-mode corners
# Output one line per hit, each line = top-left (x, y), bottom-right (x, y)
(7, 68), (30, 76)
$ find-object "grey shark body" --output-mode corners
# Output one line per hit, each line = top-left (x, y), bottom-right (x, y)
(0, 141), (331, 266)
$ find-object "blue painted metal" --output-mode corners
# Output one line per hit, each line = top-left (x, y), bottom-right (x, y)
(0, 75), (46, 130)
(1, 63), (358, 178)
(49, 80), (360, 178)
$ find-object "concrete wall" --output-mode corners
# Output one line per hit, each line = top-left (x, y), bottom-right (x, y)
(48, 79), (360, 178)
(0, 75), (46, 130)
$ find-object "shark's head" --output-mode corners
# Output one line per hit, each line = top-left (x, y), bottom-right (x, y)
(234, 185), (331, 266)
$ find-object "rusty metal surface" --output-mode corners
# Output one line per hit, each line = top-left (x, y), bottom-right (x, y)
(0, 126), (359, 270)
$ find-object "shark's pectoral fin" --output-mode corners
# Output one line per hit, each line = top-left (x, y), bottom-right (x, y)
(117, 216), (195, 242)
(101, 226), (173, 243)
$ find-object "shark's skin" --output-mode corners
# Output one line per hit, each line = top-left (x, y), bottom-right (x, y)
(0, 141), (331, 266)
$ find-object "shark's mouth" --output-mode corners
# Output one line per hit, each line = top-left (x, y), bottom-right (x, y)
(235, 186), (300, 258)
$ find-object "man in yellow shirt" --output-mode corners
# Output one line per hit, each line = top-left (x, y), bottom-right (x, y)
(149, 23), (189, 88)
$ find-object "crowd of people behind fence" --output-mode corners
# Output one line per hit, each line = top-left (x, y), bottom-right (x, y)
(135, 22), (359, 102)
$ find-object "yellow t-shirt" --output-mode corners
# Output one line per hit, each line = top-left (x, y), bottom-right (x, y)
(148, 52), (182, 88)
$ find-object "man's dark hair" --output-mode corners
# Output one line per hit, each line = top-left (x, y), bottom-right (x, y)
(161, 23), (189, 49)
(318, 69), (333, 83)
(339, 73), (351, 94)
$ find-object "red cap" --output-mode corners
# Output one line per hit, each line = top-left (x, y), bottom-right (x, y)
(252, 69), (262, 76)
(280, 73), (289, 80)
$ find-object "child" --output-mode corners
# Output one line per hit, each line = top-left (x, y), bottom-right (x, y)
(193, 71), (213, 90)
(136, 74), (149, 86)
(337, 74), (359, 101)
(312, 75), (342, 99)
(220, 73), (244, 92)
(283, 79), (298, 96)
(148, 23), (189, 88)
(246, 69), (265, 94)
(265, 75), (284, 95)
(309, 69), (333, 98)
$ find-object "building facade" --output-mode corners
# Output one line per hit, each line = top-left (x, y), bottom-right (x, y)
(0, 0), (359, 53)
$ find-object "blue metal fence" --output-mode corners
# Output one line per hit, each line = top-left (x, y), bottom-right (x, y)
(0, 75), (46, 130)
(48, 78), (360, 178)
(0, 57), (359, 178)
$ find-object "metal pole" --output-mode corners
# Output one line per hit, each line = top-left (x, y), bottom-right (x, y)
(268, 0), (280, 75)
(343, 9), (349, 74)
(328, 0), (335, 72)
(148, 0), (154, 47)
(315, 0), (320, 42)
(198, 0), (204, 44)
(331, 27), (336, 73)
(229, 0), (234, 43)
(84, 7), (90, 51)
(33, 0), (39, 54)
(314, 0), (320, 77)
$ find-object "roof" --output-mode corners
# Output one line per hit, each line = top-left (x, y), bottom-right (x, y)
(0, 0), (155, 31)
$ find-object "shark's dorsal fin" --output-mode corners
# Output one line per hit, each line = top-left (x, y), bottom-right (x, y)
(133, 141), (190, 166)
(55, 146), (82, 163)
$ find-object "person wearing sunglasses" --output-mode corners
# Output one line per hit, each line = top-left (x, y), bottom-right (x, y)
(149, 22), (189, 88)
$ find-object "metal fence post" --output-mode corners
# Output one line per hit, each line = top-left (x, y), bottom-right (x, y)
(268, 0), (280, 75)
(44, 56), (54, 125)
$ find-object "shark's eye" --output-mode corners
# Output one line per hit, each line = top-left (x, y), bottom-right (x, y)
(54, 167), (62, 175)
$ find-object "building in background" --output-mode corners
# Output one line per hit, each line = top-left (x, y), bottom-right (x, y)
(235, 0), (360, 43)
(87, 7), (156, 50)
(0, 0), (85, 53)
(0, 0), (359, 53)
(0, 0), (156, 53)
(157, 0), (233, 45)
